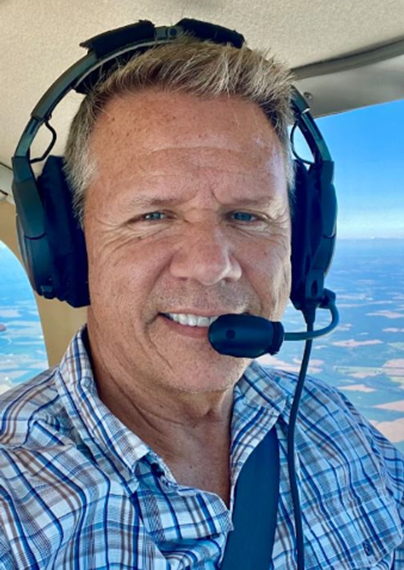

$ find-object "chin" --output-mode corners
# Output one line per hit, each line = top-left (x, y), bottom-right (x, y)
(166, 360), (251, 394)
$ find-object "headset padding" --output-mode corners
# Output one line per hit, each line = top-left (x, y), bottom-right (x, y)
(38, 156), (90, 306)
(291, 160), (323, 312)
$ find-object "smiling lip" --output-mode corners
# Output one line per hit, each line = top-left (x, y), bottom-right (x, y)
(158, 310), (248, 338)
(161, 310), (238, 318)
(159, 314), (213, 338)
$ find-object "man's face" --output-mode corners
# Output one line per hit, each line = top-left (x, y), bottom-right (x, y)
(85, 89), (291, 394)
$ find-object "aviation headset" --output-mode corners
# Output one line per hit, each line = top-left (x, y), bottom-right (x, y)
(11, 18), (337, 323)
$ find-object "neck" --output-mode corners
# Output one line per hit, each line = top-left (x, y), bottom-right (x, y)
(97, 368), (233, 464)
(84, 325), (234, 466)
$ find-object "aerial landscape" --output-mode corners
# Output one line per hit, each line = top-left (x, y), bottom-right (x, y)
(262, 238), (404, 452)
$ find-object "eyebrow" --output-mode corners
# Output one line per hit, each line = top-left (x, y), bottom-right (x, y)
(129, 195), (183, 209)
(126, 194), (277, 210)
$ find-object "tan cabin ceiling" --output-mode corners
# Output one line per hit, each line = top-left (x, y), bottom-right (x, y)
(1, 0), (404, 174)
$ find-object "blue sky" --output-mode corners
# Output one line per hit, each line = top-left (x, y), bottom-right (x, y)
(314, 98), (404, 239)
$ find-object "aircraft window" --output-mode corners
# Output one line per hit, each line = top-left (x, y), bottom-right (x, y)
(263, 98), (404, 453)
(0, 241), (48, 395)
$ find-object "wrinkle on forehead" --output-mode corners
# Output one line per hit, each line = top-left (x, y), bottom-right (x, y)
(121, 145), (283, 176)
(92, 140), (285, 197)
(107, 149), (287, 209)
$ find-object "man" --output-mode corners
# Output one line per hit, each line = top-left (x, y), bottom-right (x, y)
(1, 29), (403, 569)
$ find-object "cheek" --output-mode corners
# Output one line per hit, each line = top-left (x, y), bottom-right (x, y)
(248, 234), (291, 277)
(87, 233), (171, 311)
(244, 236), (291, 312)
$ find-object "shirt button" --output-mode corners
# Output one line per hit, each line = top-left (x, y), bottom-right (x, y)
(363, 540), (373, 556)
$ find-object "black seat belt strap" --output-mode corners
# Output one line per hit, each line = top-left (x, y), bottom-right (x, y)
(220, 427), (280, 569)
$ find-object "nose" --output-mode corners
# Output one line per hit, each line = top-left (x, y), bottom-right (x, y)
(169, 223), (242, 286)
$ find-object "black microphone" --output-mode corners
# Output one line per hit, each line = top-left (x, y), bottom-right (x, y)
(208, 293), (339, 358)
(208, 314), (285, 357)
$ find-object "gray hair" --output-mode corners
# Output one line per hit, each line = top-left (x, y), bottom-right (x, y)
(64, 34), (295, 225)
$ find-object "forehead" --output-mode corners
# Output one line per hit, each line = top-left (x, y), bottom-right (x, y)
(91, 89), (282, 157)
(88, 89), (287, 204)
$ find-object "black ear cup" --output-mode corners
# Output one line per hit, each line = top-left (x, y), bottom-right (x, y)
(291, 159), (336, 316)
(15, 213), (53, 299)
(37, 156), (89, 307)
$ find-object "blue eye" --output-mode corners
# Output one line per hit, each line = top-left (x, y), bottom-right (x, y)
(143, 212), (166, 221)
(232, 212), (256, 222)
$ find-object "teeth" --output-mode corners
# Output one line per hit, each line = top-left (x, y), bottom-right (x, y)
(165, 313), (220, 327)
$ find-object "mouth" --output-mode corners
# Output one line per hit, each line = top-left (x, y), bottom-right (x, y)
(161, 313), (221, 328)
(158, 311), (251, 341)
(160, 311), (251, 328)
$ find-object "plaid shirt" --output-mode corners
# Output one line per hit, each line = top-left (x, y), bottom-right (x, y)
(0, 327), (403, 569)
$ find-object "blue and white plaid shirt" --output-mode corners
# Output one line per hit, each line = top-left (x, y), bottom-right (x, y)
(1, 326), (403, 569)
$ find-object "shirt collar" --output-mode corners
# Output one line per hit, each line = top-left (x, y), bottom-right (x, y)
(236, 360), (289, 416)
(55, 325), (150, 477)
